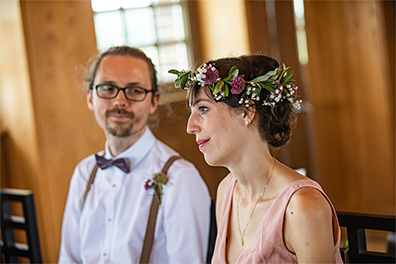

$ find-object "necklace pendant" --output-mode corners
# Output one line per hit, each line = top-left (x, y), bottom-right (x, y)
(241, 238), (244, 246)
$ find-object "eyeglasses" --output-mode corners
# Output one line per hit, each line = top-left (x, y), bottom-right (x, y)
(91, 84), (154, 102)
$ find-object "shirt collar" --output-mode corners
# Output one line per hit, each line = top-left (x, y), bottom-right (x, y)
(104, 126), (156, 169)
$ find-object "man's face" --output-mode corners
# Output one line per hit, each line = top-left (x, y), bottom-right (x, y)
(87, 55), (159, 140)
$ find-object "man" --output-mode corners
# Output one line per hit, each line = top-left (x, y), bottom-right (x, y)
(59, 46), (211, 263)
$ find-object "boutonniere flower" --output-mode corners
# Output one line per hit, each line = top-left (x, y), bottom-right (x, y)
(144, 172), (169, 205)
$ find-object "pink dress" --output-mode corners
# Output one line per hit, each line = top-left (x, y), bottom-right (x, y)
(211, 177), (344, 263)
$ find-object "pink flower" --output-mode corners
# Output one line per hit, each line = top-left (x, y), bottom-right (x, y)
(202, 66), (219, 85)
(231, 76), (245, 94)
(144, 180), (152, 190)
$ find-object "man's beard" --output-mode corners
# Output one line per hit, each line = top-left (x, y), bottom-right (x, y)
(105, 108), (143, 137)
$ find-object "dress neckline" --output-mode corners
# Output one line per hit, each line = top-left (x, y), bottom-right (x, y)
(223, 178), (315, 262)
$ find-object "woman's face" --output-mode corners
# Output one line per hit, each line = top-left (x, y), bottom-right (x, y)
(186, 88), (247, 167)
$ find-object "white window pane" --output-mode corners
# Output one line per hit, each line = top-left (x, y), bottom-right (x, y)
(92, 0), (121, 12)
(152, 0), (181, 4)
(155, 5), (185, 43)
(159, 43), (188, 83)
(121, 0), (151, 9)
(125, 8), (156, 46)
(94, 12), (126, 51)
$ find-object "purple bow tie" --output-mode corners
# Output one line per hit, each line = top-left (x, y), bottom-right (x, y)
(95, 154), (130, 173)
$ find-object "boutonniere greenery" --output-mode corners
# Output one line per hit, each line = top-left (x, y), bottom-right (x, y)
(144, 172), (169, 205)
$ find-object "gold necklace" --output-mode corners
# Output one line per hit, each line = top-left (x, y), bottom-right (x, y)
(236, 157), (276, 246)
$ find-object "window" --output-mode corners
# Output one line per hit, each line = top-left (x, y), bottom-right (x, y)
(91, 0), (191, 83)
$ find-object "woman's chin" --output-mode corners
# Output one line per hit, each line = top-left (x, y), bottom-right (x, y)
(203, 153), (222, 167)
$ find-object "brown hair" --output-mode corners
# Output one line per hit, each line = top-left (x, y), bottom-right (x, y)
(87, 46), (158, 99)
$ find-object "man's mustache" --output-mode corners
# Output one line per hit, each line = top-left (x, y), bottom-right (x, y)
(105, 108), (135, 118)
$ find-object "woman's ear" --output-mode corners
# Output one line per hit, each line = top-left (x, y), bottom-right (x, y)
(242, 99), (256, 125)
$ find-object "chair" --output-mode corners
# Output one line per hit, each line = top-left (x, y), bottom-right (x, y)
(337, 211), (396, 263)
(1, 188), (42, 263)
(206, 199), (217, 263)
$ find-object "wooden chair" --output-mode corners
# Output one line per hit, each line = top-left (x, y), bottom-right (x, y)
(0, 188), (42, 263)
(337, 211), (396, 263)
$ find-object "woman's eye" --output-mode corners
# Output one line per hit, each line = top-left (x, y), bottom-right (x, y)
(198, 106), (208, 114)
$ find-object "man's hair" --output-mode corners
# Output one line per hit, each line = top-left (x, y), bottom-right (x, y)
(87, 46), (158, 97)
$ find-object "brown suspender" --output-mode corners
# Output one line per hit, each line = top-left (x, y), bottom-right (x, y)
(140, 155), (181, 263)
(82, 155), (182, 263)
(82, 164), (99, 209)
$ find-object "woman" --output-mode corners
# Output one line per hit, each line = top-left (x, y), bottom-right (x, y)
(169, 55), (343, 263)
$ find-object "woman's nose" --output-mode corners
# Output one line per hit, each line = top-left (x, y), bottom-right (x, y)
(187, 114), (200, 134)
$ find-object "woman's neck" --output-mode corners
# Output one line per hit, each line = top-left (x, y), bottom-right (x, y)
(228, 142), (275, 201)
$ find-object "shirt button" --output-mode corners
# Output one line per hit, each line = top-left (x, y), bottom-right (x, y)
(103, 253), (107, 257)
(108, 218), (112, 222)
(112, 184), (116, 188)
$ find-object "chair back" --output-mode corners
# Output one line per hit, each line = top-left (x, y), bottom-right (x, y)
(206, 198), (217, 263)
(337, 211), (396, 263)
(1, 188), (42, 263)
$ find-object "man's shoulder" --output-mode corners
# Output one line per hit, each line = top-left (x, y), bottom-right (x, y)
(73, 152), (101, 175)
(152, 140), (197, 172)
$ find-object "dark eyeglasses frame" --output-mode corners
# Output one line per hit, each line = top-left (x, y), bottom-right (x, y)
(91, 84), (154, 102)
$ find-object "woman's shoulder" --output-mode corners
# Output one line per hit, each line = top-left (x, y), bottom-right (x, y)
(284, 183), (334, 238)
(283, 182), (337, 262)
(215, 173), (233, 221)
(216, 174), (234, 203)
(218, 173), (233, 190)
(276, 163), (331, 220)
(288, 186), (331, 213)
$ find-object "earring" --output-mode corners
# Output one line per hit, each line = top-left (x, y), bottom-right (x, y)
(245, 120), (249, 125)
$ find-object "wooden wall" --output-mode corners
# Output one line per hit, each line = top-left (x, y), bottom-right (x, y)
(1, 0), (394, 262)
(195, 0), (250, 60)
(303, 0), (395, 214)
(1, 0), (103, 261)
(245, 0), (314, 180)
(245, 0), (395, 215)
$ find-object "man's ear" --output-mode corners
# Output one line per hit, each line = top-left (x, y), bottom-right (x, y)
(149, 92), (160, 114)
(87, 89), (94, 111)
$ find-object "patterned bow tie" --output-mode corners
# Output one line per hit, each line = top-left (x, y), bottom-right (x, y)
(95, 154), (130, 173)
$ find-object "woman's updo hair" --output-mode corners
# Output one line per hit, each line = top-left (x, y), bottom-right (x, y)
(187, 55), (296, 148)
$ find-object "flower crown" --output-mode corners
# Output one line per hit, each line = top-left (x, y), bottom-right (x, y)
(168, 63), (302, 110)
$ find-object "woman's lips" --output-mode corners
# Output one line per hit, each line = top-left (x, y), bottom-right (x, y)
(197, 139), (209, 150)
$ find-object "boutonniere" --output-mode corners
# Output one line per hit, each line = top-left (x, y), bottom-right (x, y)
(144, 172), (169, 205)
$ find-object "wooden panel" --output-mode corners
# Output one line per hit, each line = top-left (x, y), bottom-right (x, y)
(245, 0), (271, 54)
(0, 0), (43, 256)
(196, 0), (250, 60)
(244, 0), (313, 177)
(382, 0), (395, 154)
(273, 0), (313, 177)
(304, 0), (395, 214)
(18, 1), (101, 262)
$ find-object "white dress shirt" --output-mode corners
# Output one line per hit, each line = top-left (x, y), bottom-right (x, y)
(59, 128), (211, 263)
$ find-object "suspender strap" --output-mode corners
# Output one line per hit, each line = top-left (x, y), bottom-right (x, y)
(82, 163), (99, 209)
(82, 153), (182, 262)
(140, 155), (181, 264)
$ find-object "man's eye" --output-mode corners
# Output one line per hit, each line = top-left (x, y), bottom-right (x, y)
(128, 88), (145, 94)
(100, 85), (115, 92)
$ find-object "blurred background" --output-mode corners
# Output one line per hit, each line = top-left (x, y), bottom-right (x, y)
(1, 0), (394, 262)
